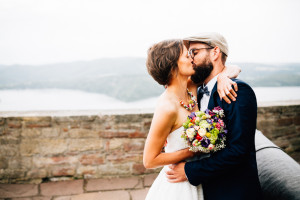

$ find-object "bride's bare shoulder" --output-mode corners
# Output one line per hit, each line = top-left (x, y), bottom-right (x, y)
(154, 93), (178, 117)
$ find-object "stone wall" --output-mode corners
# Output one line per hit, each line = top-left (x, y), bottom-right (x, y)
(0, 113), (160, 184)
(0, 104), (299, 199)
(257, 105), (300, 161)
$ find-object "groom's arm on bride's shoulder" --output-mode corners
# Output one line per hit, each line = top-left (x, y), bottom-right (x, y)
(184, 79), (257, 186)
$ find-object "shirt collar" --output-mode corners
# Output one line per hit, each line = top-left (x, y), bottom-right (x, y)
(204, 74), (219, 93)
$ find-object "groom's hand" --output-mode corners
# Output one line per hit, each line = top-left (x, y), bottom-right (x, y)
(165, 162), (187, 183)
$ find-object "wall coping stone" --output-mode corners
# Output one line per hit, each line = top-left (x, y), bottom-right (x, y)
(0, 100), (299, 117)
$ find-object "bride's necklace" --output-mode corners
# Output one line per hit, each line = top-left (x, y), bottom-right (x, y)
(179, 89), (197, 111)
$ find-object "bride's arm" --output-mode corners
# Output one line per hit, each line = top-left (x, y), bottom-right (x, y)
(188, 65), (241, 104)
(143, 102), (193, 169)
(217, 64), (241, 103)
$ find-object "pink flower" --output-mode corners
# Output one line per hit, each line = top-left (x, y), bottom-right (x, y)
(215, 123), (221, 130)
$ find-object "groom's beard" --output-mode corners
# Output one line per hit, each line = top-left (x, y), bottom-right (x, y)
(191, 58), (213, 84)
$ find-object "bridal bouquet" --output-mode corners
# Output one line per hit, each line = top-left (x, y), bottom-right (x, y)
(181, 106), (228, 153)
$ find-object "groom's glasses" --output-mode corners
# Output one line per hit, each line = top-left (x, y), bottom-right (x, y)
(188, 47), (213, 59)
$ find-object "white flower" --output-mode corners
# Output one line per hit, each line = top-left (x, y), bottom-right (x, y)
(194, 126), (200, 130)
(192, 139), (199, 146)
(186, 128), (196, 139)
(198, 128), (206, 137)
(208, 144), (215, 150)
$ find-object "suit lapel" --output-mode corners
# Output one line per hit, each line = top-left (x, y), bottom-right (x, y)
(197, 87), (203, 110)
(208, 82), (218, 110)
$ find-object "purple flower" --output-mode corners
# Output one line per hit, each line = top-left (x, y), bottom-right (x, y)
(201, 138), (210, 148)
(188, 112), (196, 119)
(206, 119), (213, 124)
(205, 109), (209, 114)
(224, 130), (228, 134)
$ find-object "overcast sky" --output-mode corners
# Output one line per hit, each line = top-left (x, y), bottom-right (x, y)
(0, 0), (299, 65)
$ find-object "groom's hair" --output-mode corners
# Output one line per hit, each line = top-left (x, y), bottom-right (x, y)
(146, 39), (183, 86)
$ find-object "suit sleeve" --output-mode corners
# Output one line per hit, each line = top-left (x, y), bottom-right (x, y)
(184, 82), (257, 186)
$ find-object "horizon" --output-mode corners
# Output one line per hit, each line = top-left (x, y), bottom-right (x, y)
(1, 57), (300, 67)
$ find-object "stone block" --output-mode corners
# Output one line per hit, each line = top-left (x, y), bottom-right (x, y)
(104, 138), (126, 151)
(26, 169), (47, 179)
(23, 117), (52, 128)
(52, 167), (76, 177)
(92, 190), (129, 200)
(275, 117), (294, 126)
(8, 157), (21, 169)
(98, 163), (131, 176)
(132, 164), (159, 175)
(107, 153), (142, 164)
(20, 139), (40, 156)
(68, 129), (98, 138)
(271, 126), (296, 138)
(41, 127), (60, 138)
(0, 144), (19, 156)
(128, 131), (147, 138)
(32, 197), (52, 200)
(71, 192), (102, 200)
(68, 138), (103, 152)
(142, 119), (152, 131)
(0, 137), (20, 145)
(86, 177), (141, 191)
(79, 154), (104, 165)
(21, 156), (32, 169)
(53, 196), (71, 200)
(21, 128), (42, 138)
(0, 156), (8, 169)
(40, 180), (83, 196)
(76, 166), (97, 177)
(123, 139), (145, 152)
(0, 118), (5, 126)
(144, 174), (158, 187)
(32, 156), (77, 168)
(40, 139), (68, 155)
(130, 188), (149, 200)
(6, 117), (22, 129)
(294, 116), (300, 125)
(0, 169), (26, 181)
(98, 130), (130, 138)
(0, 183), (38, 198)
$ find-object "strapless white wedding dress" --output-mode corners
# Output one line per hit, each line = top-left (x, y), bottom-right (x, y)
(145, 127), (204, 200)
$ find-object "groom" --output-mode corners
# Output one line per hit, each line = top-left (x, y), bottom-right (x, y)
(166, 33), (263, 200)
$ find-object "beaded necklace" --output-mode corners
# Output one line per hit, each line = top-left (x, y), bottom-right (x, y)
(179, 89), (197, 111)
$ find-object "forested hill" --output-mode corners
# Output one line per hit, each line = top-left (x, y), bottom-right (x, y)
(0, 58), (299, 102)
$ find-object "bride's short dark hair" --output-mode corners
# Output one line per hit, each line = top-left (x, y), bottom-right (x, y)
(146, 39), (183, 86)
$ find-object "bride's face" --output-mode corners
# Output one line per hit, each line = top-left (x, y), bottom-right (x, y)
(177, 46), (194, 77)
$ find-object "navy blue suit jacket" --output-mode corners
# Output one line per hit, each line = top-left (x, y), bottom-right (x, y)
(185, 79), (263, 200)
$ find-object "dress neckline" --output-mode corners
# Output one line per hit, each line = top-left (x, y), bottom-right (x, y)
(170, 126), (184, 135)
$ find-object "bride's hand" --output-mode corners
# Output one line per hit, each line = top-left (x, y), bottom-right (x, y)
(217, 73), (238, 104)
(182, 148), (195, 158)
(218, 64), (241, 104)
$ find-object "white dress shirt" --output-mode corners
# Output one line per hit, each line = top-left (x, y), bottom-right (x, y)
(199, 74), (219, 111)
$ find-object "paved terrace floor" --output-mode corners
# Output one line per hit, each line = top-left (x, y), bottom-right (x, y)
(0, 174), (157, 200)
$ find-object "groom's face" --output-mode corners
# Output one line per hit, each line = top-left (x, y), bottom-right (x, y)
(189, 42), (213, 84)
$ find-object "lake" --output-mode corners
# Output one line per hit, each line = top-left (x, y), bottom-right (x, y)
(0, 87), (300, 111)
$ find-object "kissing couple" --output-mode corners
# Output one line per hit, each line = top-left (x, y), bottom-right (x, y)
(143, 32), (263, 200)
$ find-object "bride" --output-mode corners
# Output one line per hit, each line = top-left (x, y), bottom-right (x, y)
(143, 39), (239, 200)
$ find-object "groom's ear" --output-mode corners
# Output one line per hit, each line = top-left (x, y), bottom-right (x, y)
(210, 46), (222, 62)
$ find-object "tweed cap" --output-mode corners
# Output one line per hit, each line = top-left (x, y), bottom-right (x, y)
(183, 32), (228, 56)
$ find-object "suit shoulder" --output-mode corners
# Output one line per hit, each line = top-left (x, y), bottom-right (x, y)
(231, 78), (254, 92)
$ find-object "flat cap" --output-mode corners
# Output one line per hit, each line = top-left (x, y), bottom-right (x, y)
(183, 32), (228, 56)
